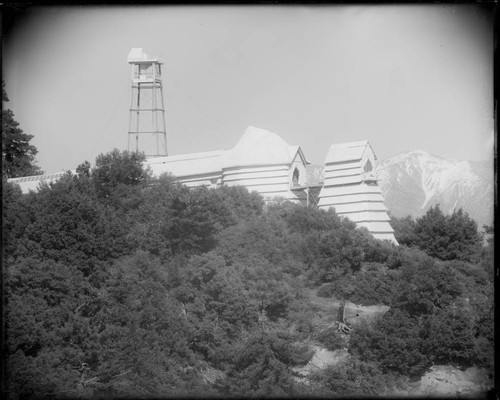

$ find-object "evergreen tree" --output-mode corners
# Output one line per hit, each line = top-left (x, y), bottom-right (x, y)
(2, 82), (43, 178)
(414, 205), (482, 262)
(390, 215), (419, 246)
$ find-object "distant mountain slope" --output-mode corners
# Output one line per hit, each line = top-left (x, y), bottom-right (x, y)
(376, 151), (494, 228)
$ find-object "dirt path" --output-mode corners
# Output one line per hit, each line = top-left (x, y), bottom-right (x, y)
(292, 345), (349, 380)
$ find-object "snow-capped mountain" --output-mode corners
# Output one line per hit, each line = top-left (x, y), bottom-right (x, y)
(376, 151), (494, 229)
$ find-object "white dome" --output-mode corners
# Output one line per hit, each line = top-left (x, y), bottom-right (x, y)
(223, 126), (296, 168)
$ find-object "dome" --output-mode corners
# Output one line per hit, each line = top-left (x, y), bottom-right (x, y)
(223, 126), (297, 168)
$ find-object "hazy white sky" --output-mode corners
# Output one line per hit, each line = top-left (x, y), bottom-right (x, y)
(3, 4), (494, 174)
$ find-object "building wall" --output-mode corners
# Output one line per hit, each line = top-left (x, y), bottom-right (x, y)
(222, 163), (305, 202)
(147, 158), (307, 203)
(318, 144), (398, 244)
(175, 173), (222, 188)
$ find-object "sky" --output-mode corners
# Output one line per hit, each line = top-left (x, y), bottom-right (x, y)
(3, 4), (494, 174)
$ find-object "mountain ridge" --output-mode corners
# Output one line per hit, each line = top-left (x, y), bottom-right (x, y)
(376, 150), (493, 229)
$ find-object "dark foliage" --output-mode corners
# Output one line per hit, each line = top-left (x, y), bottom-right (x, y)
(350, 309), (430, 377)
(309, 357), (395, 396)
(217, 331), (308, 397)
(91, 148), (151, 201)
(314, 327), (346, 351)
(13, 172), (130, 271)
(316, 263), (398, 306)
(349, 246), (494, 377)
(3, 149), (494, 397)
(2, 83), (43, 178)
(392, 206), (483, 263)
(2, 178), (31, 260)
(390, 215), (419, 246)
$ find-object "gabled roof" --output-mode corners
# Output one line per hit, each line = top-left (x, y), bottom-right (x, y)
(223, 126), (304, 168)
(324, 140), (376, 164)
(289, 145), (310, 165)
(146, 150), (224, 177)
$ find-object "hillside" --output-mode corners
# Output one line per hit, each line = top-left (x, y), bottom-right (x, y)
(376, 151), (494, 228)
(3, 149), (494, 398)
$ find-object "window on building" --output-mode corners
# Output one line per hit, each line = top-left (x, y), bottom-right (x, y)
(292, 168), (300, 186)
(363, 160), (373, 173)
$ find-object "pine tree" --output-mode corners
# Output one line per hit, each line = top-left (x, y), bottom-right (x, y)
(414, 205), (482, 262)
(2, 82), (43, 178)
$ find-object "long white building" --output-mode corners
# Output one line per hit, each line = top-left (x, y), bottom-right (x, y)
(7, 126), (397, 243)
(147, 126), (310, 202)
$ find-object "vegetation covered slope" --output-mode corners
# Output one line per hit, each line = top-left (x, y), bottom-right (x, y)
(2, 150), (494, 398)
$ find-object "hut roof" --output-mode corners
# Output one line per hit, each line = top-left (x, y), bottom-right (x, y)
(127, 48), (160, 63)
(324, 140), (376, 164)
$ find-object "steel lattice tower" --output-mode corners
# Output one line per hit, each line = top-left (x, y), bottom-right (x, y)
(127, 48), (167, 157)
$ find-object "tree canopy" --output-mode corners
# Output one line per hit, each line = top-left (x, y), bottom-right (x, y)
(2, 82), (43, 178)
(3, 148), (494, 398)
(391, 205), (483, 263)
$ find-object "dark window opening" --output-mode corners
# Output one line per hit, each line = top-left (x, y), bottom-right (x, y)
(364, 160), (373, 173)
(292, 168), (300, 186)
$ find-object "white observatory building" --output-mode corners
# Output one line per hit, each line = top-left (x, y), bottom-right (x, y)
(7, 48), (398, 244)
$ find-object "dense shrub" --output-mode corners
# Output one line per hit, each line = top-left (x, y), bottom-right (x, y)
(393, 206), (483, 263)
(309, 357), (395, 396)
(315, 266), (397, 306)
(216, 332), (305, 397)
(349, 266), (398, 306)
(349, 309), (430, 377)
(2, 178), (31, 260)
(420, 305), (476, 366)
(349, 250), (492, 378)
(317, 283), (336, 298)
(390, 215), (419, 246)
(395, 256), (464, 316)
(91, 149), (151, 200)
(315, 327), (346, 351)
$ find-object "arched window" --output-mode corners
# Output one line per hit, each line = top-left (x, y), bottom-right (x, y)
(363, 160), (373, 173)
(292, 168), (300, 186)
